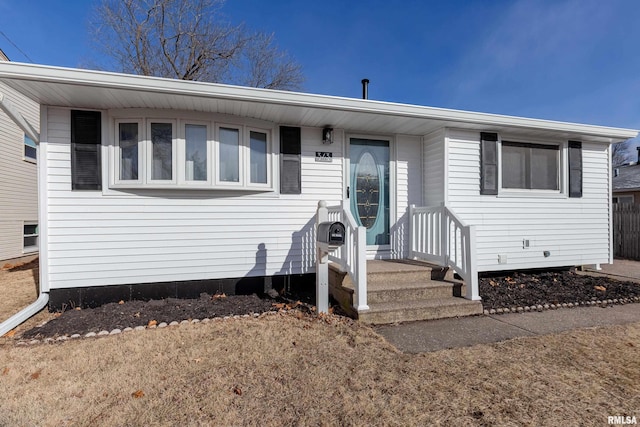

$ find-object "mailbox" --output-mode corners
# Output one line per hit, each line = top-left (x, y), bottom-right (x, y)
(317, 221), (345, 247)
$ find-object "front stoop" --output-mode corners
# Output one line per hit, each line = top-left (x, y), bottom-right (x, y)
(328, 260), (483, 324)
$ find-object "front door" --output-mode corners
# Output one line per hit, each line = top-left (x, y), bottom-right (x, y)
(349, 138), (390, 246)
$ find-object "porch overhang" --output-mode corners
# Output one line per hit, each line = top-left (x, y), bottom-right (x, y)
(0, 61), (636, 144)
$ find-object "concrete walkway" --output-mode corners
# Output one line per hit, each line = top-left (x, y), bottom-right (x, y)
(375, 303), (640, 353)
(375, 259), (640, 353)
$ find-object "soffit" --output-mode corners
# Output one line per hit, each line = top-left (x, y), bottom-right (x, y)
(0, 62), (636, 143)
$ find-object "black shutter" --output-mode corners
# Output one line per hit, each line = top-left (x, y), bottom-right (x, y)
(280, 126), (301, 194)
(71, 110), (102, 190)
(480, 132), (498, 195)
(568, 140), (582, 198)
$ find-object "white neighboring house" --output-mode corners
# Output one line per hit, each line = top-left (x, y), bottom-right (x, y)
(0, 51), (39, 264)
(0, 62), (636, 326)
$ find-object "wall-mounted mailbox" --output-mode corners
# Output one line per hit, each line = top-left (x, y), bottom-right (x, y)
(317, 221), (345, 248)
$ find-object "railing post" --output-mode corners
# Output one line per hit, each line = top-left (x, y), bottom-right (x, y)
(409, 204), (415, 259)
(354, 225), (368, 311)
(315, 200), (330, 314)
(465, 225), (481, 301)
(440, 204), (448, 266)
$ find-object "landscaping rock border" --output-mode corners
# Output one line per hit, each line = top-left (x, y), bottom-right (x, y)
(482, 296), (640, 315)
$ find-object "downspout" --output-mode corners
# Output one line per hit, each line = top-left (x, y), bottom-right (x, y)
(0, 93), (48, 337)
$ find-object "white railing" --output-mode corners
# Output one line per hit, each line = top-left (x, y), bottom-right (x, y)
(319, 200), (369, 312)
(409, 203), (479, 300)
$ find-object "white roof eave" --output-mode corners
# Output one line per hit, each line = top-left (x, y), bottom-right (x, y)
(0, 61), (637, 142)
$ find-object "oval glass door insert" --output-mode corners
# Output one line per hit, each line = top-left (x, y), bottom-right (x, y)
(355, 151), (380, 228)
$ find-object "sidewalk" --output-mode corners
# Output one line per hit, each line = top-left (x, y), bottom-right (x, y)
(377, 259), (640, 353)
(375, 303), (640, 353)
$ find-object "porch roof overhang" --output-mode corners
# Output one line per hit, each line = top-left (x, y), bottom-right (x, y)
(0, 62), (637, 144)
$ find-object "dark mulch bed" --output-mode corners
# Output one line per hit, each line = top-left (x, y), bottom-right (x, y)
(23, 293), (281, 339)
(480, 270), (640, 310)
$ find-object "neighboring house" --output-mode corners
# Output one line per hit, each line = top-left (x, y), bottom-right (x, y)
(612, 149), (640, 204)
(0, 62), (636, 317)
(0, 51), (39, 263)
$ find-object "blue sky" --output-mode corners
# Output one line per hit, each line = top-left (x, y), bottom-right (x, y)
(1, 0), (640, 147)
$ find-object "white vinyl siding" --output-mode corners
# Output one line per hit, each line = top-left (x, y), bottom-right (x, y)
(0, 80), (39, 261)
(422, 129), (445, 206)
(446, 128), (610, 271)
(393, 135), (423, 258)
(44, 109), (343, 289)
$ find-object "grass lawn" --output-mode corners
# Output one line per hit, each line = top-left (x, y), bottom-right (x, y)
(1, 261), (639, 426)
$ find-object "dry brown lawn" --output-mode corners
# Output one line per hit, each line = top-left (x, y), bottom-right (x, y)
(1, 261), (639, 426)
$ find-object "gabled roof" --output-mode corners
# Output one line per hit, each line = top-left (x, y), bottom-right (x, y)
(613, 164), (640, 192)
(0, 61), (637, 143)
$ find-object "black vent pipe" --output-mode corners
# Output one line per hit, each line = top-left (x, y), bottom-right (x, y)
(361, 79), (369, 99)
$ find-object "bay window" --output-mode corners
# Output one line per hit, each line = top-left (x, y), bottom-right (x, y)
(111, 115), (272, 190)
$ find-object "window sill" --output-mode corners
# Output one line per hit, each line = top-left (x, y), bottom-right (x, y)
(110, 183), (274, 192)
(23, 247), (38, 254)
(497, 190), (566, 199)
(22, 157), (37, 164)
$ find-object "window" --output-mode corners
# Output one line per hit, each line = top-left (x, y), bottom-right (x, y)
(23, 223), (38, 252)
(613, 195), (634, 204)
(218, 126), (240, 183)
(118, 122), (140, 181)
(150, 121), (174, 181)
(568, 141), (582, 198)
(280, 126), (301, 194)
(501, 141), (559, 191)
(71, 110), (102, 190)
(185, 124), (208, 182)
(24, 134), (36, 162)
(249, 130), (268, 184)
(110, 115), (272, 190)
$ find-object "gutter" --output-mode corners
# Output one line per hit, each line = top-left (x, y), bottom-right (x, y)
(0, 293), (49, 337)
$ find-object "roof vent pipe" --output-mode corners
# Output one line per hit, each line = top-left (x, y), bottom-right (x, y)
(361, 79), (369, 100)
(614, 168), (620, 177)
(637, 146), (640, 164)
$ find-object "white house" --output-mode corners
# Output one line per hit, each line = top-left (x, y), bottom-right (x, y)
(0, 51), (39, 264)
(0, 62), (636, 331)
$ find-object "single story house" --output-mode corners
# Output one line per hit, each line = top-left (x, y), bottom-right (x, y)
(613, 149), (640, 204)
(0, 50), (39, 264)
(0, 62), (636, 332)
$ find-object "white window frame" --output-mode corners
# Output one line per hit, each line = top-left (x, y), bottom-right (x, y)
(498, 137), (567, 198)
(215, 123), (244, 187)
(108, 112), (275, 191)
(23, 221), (38, 253)
(114, 119), (144, 185)
(147, 119), (177, 184)
(178, 120), (212, 186)
(246, 127), (272, 188)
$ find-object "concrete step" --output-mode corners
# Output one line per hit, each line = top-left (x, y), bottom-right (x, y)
(359, 298), (484, 325)
(367, 280), (456, 303)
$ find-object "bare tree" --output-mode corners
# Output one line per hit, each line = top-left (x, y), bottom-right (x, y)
(90, 0), (303, 90)
(612, 140), (633, 166)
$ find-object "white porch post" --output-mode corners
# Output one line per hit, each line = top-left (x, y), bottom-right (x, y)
(465, 225), (481, 301)
(354, 225), (368, 311)
(440, 204), (448, 266)
(315, 200), (329, 314)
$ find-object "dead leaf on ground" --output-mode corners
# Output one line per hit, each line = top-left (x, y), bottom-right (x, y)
(133, 312), (140, 318)
(148, 320), (157, 327)
(489, 280), (497, 287)
(30, 370), (41, 380)
(118, 300), (125, 305)
(272, 303), (286, 309)
(627, 342), (635, 347)
(212, 293), (227, 299)
(3, 329), (16, 338)
(132, 389), (145, 398)
(192, 358), (202, 363)
(75, 307), (81, 311)
(594, 285), (607, 292)
(2, 367), (9, 376)
(232, 386), (242, 396)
